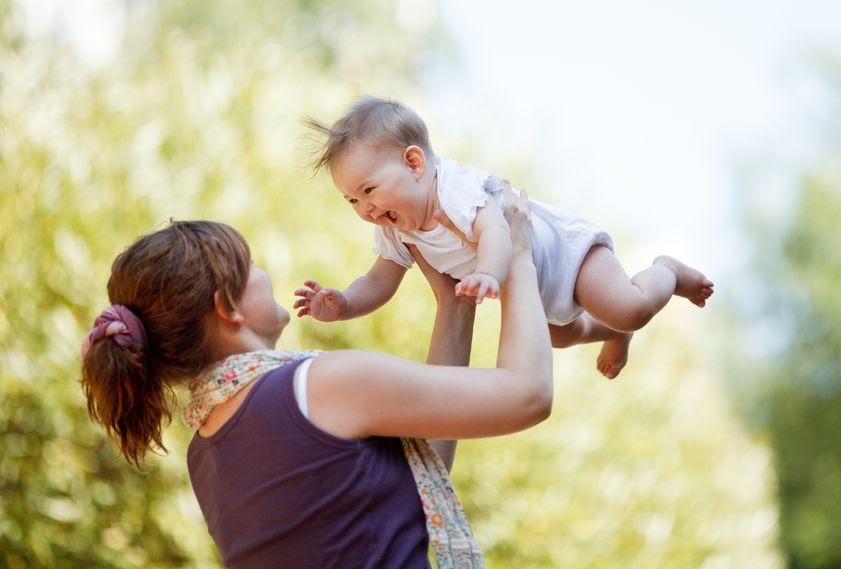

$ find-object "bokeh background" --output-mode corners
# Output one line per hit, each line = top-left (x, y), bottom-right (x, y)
(1, 0), (839, 567)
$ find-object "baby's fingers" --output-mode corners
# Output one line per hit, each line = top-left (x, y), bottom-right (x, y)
(303, 280), (322, 292)
(297, 307), (310, 318)
(475, 281), (491, 304)
(456, 278), (477, 298)
(294, 287), (314, 299)
(454, 280), (467, 297)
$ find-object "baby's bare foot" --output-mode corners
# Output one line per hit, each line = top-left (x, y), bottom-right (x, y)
(597, 332), (633, 380)
(654, 255), (714, 307)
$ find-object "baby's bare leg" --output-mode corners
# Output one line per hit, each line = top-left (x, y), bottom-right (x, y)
(549, 314), (633, 380)
(549, 313), (624, 347)
(574, 246), (714, 333)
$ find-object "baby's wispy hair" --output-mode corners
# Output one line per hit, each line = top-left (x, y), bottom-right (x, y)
(303, 96), (434, 174)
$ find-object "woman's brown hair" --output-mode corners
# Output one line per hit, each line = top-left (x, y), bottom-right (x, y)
(81, 221), (251, 467)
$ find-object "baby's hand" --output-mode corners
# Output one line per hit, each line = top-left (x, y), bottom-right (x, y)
(293, 280), (348, 321)
(454, 272), (500, 304)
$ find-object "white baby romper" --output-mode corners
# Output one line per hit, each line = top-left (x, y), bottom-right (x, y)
(374, 156), (614, 326)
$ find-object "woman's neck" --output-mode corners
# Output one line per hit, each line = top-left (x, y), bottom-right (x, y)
(209, 329), (280, 362)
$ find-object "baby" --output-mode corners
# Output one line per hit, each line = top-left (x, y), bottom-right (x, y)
(295, 97), (714, 379)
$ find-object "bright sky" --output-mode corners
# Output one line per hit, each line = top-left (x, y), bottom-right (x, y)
(22, 0), (841, 291)
(428, 0), (841, 286)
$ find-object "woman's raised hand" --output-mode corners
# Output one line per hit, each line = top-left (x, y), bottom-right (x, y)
(432, 178), (532, 265)
(498, 180), (533, 258)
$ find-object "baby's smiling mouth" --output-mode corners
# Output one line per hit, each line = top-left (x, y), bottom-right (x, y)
(385, 211), (398, 224)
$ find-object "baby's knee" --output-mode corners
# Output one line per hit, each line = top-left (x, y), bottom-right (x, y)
(610, 303), (654, 332)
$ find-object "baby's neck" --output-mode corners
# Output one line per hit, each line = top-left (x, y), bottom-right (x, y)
(418, 169), (440, 231)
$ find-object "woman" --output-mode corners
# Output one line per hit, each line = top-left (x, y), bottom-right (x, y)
(80, 185), (552, 568)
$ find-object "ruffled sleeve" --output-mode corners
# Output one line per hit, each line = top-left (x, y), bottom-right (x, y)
(373, 226), (414, 269)
(435, 156), (493, 243)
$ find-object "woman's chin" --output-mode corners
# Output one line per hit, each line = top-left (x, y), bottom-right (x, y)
(277, 306), (291, 329)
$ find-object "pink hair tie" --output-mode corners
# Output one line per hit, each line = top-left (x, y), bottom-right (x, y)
(80, 305), (148, 359)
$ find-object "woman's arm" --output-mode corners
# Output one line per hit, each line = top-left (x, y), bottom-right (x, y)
(306, 185), (553, 440)
(407, 244), (476, 471)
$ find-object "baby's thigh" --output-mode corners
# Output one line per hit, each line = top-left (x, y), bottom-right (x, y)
(573, 246), (637, 319)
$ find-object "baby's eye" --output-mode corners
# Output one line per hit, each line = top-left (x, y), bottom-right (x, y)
(364, 187), (374, 194)
(348, 198), (358, 204)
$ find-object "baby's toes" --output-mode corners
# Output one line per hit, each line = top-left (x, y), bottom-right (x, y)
(596, 356), (605, 372)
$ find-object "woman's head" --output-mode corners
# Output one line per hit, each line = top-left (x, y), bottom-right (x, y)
(81, 220), (267, 467)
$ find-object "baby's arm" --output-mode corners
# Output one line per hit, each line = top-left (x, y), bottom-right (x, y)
(455, 199), (512, 303)
(295, 256), (408, 321)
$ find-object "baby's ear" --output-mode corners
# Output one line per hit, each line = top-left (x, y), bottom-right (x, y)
(403, 145), (426, 180)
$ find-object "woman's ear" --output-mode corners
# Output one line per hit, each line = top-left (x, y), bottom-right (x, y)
(213, 290), (244, 324)
(403, 145), (427, 180)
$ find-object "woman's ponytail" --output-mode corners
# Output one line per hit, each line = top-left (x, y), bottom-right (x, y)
(81, 337), (173, 468)
(80, 305), (173, 468)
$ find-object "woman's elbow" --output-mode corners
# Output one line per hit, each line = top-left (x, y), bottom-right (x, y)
(535, 383), (554, 422)
(523, 376), (553, 425)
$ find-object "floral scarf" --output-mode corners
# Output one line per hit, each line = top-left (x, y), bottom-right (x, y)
(182, 349), (484, 568)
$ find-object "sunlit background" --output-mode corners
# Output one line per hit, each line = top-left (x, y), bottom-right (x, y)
(2, 0), (840, 567)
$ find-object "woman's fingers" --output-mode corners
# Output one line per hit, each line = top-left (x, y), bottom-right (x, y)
(499, 181), (533, 256)
(433, 209), (473, 249)
(432, 209), (457, 232)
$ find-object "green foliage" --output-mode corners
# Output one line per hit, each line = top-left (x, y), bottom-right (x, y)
(454, 310), (782, 568)
(1, 0), (782, 566)
(0, 1), (434, 566)
(744, 173), (841, 569)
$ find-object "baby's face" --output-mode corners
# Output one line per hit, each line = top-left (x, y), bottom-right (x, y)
(331, 141), (433, 232)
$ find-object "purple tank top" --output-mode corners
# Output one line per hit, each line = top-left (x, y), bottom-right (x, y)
(187, 359), (431, 568)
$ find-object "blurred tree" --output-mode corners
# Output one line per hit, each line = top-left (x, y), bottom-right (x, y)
(727, 60), (841, 568)
(0, 0), (784, 566)
(741, 172), (841, 568)
(452, 313), (782, 568)
(0, 0), (439, 566)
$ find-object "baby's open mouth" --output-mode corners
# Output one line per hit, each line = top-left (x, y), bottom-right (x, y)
(386, 211), (398, 223)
